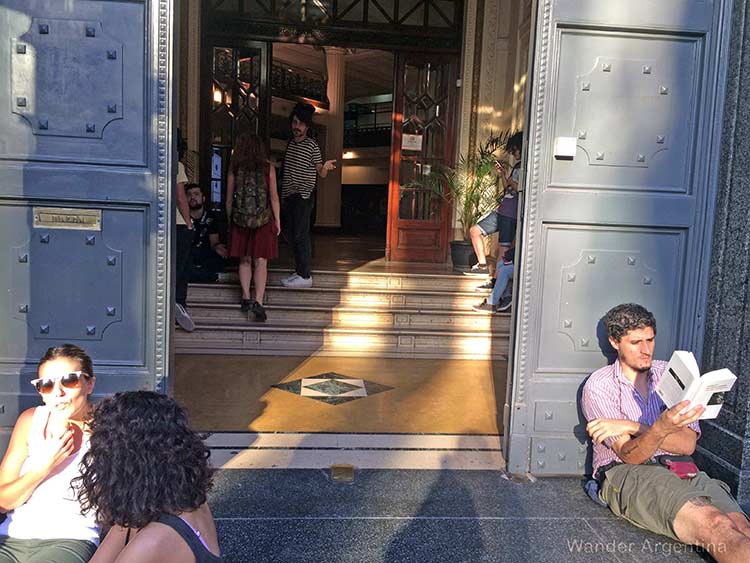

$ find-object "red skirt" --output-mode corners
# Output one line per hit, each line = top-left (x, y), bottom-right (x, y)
(228, 220), (278, 259)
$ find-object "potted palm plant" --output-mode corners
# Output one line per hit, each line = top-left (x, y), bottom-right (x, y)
(443, 131), (512, 271)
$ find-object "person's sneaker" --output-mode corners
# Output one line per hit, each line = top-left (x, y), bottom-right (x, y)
(283, 275), (313, 288)
(497, 294), (513, 312)
(472, 299), (497, 314)
(240, 299), (252, 313)
(280, 273), (299, 286)
(174, 303), (195, 332)
(280, 273), (301, 287)
(475, 279), (496, 291)
(464, 263), (490, 276)
(251, 301), (267, 322)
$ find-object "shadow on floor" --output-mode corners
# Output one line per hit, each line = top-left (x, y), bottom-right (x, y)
(209, 469), (713, 563)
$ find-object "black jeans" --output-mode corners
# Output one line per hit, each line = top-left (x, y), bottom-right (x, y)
(175, 225), (193, 306)
(189, 249), (225, 283)
(284, 193), (314, 278)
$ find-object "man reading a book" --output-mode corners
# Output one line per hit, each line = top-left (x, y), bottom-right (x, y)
(581, 303), (750, 561)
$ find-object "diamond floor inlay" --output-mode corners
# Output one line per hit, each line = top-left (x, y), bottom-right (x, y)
(272, 372), (393, 405)
(304, 379), (363, 396)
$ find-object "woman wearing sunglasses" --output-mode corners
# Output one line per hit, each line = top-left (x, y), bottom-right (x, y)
(0, 344), (100, 562)
(77, 391), (222, 562)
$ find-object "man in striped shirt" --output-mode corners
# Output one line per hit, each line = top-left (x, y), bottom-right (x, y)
(581, 303), (749, 560)
(279, 103), (336, 289)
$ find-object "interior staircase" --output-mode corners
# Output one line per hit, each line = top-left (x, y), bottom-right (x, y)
(176, 269), (510, 360)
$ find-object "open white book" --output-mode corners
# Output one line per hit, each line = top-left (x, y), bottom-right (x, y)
(655, 351), (737, 420)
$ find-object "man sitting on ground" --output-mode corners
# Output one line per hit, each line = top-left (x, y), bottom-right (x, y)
(186, 183), (227, 283)
(582, 303), (750, 562)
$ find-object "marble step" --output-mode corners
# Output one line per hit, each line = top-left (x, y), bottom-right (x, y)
(264, 269), (493, 292)
(189, 284), (493, 312)
(212, 269), (496, 293)
(174, 324), (509, 360)
(186, 303), (509, 333)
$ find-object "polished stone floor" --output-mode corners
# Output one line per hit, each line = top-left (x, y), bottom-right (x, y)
(174, 355), (506, 435)
(274, 232), (387, 271)
(275, 232), (461, 273)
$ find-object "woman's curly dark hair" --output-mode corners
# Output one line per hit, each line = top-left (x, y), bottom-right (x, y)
(76, 391), (213, 528)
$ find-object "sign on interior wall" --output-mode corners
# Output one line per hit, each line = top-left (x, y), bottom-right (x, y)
(402, 134), (423, 151)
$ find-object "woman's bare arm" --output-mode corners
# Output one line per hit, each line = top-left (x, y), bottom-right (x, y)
(225, 171), (235, 220)
(269, 166), (281, 235)
(0, 408), (74, 512)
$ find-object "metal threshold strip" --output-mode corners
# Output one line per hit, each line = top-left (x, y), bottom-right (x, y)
(205, 432), (506, 471)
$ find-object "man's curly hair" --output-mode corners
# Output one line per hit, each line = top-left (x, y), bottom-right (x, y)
(76, 391), (213, 528)
(604, 303), (657, 343)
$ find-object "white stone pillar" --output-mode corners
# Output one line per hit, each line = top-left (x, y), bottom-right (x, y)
(187, 0), (201, 154)
(316, 47), (346, 227)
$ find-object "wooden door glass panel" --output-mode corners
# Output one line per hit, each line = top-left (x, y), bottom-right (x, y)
(398, 61), (450, 221)
(204, 42), (269, 212)
(236, 53), (261, 138)
(210, 46), (262, 145)
(209, 0), (461, 31)
(387, 52), (456, 263)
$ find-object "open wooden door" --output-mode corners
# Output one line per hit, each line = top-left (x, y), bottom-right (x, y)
(386, 53), (457, 262)
(200, 39), (271, 209)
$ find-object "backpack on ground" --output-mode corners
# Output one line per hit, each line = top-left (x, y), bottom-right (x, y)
(232, 165), (271, 229)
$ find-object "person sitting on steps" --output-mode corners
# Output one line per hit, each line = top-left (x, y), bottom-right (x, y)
(465, 131), (523, 277)
(472, 246), (514, 314)
(186, 183), (227, 284)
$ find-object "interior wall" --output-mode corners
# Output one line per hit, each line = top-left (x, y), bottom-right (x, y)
(180, 0), (202, 157)
(511, 6), (532, 131)
(178, 1), (188, 140)
(476, 0), (514, 137)
(455, 0), (533, 239)
(477, 0), (533, 137)
(270, 46), (392, 228)
(341, 147), (391, 185)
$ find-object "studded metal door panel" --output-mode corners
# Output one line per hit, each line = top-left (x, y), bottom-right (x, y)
(506, 0), (733, 474)
(0, 1), (174, 446)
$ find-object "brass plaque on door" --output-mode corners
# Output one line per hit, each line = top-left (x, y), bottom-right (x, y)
(33, 207), (102, 231)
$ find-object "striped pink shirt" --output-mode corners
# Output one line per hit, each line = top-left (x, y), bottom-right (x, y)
(581, 359), (701, 476)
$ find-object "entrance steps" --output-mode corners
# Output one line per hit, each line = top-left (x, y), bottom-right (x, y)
(177, 269), (509, 360)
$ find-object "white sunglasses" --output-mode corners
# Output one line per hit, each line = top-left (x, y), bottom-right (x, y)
(30, 371), (90, 394)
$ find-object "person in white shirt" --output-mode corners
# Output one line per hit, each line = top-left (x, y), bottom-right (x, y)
(175, 159), (195, 332)
(0, 344), (100, 562)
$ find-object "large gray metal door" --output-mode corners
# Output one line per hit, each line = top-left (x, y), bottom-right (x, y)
(506, 0), (733, 474)
(0, 1), (174, 445)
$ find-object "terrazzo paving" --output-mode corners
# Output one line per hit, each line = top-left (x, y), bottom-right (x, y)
(208, 469), (711, 562)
